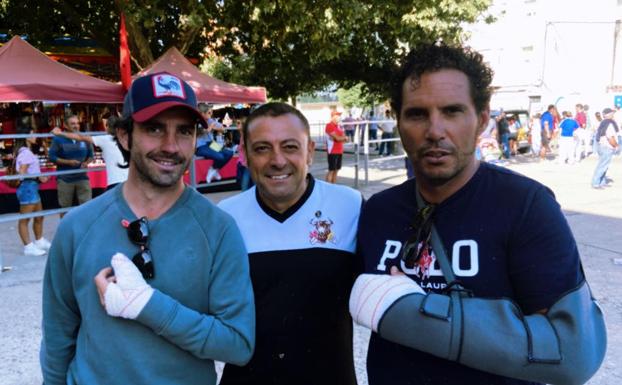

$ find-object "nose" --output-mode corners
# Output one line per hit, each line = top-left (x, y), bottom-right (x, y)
(160, 129), (180, 153)
(425, 112), (446, 142)
(269, 148), (287, 168)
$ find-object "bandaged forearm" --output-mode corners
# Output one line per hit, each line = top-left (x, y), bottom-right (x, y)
(364, 280), (605, 385)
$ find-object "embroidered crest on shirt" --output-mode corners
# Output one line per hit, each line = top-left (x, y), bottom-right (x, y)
(413, 243), (435, 280)
(309, 210), (336, 244)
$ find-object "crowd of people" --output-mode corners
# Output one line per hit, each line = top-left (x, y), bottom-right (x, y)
(31, 43), (607, 385)
(477, 102), (620, 189)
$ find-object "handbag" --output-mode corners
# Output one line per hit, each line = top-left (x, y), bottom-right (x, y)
(209, 140), (223, 152)
(4, 157), (21, 188)
(375, 189), (607, 385)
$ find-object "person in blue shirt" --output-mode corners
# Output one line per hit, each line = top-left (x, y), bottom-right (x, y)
(557, 110), (580, 164)
(48, 115), (94, 217)
(539, 104), (556, 158)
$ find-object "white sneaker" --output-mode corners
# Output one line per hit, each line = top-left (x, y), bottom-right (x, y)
(214, 170), (222, 181)
(206, 167), (219, 183)
(24, 242), (46, 257)
(34, 237), (51, 252)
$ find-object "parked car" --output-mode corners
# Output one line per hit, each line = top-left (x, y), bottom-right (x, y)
(492, 109), (531, 154)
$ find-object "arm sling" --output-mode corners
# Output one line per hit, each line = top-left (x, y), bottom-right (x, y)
(375, 189), (607, 385)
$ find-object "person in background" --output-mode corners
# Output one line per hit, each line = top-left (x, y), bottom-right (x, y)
(52, 115), (128, 190)
(496, 109), (510, 159)
(592, 107), (619, 189)
(235, 117), (254, 191)
(530, 113), (543, 160)
(195, 104), (234, 183)
(368, 110), (379, 150)
(557, 110), (579, 165)
(325, 110), (348, 183)
(14, 125), (51, 256)
(574, 104), (589, 161)
(540, 105), (556, 159)
(342, 112), (356, 142)
(378, 110), (396, 156)
(48, 114), (93, 217)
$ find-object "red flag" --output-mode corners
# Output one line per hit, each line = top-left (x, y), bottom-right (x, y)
(119, 13), (132, 91)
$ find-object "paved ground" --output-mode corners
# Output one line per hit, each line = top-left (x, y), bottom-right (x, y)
(1, 151), (620, 385)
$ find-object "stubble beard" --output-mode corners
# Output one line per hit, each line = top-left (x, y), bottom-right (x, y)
(132, 150), (189, 188)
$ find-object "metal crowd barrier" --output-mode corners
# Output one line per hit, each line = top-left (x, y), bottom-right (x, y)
(309, 119), (406, 188)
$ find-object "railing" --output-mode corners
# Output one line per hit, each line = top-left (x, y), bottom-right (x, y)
(310, 120), (405, 188)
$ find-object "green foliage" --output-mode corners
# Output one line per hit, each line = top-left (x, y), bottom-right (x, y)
(0, 0), (493, 101)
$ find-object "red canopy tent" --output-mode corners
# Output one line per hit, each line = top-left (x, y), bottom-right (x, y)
(0, 36), (124, 103)
(137, 47), (267, 104)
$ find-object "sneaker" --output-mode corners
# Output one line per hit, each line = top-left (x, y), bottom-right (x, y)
(214, 170), (222, 181)
(24, 242), (46, 257)
(206, 167), (219, 183)
(34, 237), (51, 252)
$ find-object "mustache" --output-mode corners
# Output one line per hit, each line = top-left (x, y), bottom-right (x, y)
(417, 142), (456, 155)
(147, 151), (185, 164)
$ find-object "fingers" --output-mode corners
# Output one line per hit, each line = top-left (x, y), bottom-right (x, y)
(94, 267), (114, 307)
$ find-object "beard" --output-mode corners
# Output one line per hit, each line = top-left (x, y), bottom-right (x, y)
(411, 141), (477, 186)
(131, 149), (190, 188)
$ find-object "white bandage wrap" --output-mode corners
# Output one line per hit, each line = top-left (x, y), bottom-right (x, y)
(349, 274), (425, 332)
(104, 253), (154, 320)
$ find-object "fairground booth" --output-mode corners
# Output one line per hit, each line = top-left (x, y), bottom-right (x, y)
(0, 36), (267, 214)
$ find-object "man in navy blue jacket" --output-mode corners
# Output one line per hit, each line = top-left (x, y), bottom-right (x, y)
(352, 43), (582, 385)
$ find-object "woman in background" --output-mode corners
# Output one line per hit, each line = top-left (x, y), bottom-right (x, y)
(14, 126), (50, 257)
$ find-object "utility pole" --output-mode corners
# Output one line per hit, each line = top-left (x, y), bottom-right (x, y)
(611, 19), (621, 87)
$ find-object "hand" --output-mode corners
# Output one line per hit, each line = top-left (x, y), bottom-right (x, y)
(51, 127), (62, 136)
(80, 161), (90, 168)
(69, 159), (81, 167)
(93, 253), (154, 320)
(349, 273), (425, 332)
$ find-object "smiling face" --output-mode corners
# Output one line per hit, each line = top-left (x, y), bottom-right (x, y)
(118, 107), (196, 189)
(245, 113), (315, 213)
(399, 69), (488, 194)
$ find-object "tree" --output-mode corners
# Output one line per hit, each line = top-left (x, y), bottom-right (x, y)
(0, 0), (218, 69)
(0, 0), (494, 100)
(212, 0), (493, 101)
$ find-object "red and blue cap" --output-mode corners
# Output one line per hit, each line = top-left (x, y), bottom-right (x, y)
(122, 72), (207, 126)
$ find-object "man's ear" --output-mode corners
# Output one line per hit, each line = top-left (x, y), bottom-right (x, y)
(116, 126), (130, 151)
(307, 139), (316, 166)
(477, 109), (491, 136)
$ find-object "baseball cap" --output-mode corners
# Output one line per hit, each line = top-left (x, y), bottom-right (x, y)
(331, 110), (342, 118)
(122, 72), (207, 127)
(602, 107), (615, 116)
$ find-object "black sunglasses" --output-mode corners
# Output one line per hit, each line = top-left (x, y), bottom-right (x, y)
(127, 217), (154, 279)
(401, 204), (436, 269)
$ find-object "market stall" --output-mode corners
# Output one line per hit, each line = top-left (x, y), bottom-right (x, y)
(136, 47), (267, 103)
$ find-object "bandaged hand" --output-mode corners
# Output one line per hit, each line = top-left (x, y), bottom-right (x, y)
(349, 274), (425, 332)
(103, 253), (154, 320)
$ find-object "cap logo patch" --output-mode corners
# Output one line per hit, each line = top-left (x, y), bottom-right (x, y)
(152, 74), (185, 99)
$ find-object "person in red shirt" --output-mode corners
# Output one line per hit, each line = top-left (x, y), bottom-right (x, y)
(325, 110), (348, 183)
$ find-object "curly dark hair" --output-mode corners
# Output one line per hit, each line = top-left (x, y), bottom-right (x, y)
(390, 43), (494, 116)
